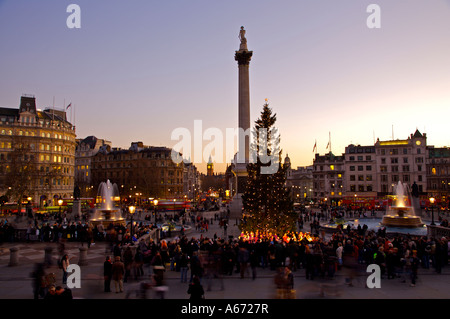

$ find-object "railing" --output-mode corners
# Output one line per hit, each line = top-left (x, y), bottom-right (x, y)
(427, 225), (450, 238)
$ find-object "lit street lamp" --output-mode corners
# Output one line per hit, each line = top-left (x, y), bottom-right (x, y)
(430, 197), (435, 226)
(58, 197), (63, 215)
(153, 199), (158, 222)
(129, 205), (136, 242)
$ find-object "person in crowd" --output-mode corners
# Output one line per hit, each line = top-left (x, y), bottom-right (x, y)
(104, 256), (113, 292)
(112, 256), (125, 293)
(187, 275), (204, 300)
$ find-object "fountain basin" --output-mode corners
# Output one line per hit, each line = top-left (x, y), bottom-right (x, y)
(381, 206), (424, 227)
(91, 209), (125, 227)
(381, 215), (424, 228)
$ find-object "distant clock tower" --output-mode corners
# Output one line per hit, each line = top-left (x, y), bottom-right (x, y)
(207, 155), (214, 176)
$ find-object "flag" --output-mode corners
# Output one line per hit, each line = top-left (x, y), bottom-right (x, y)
(66, 103), (72, 110)
(312, 140), (317, 153)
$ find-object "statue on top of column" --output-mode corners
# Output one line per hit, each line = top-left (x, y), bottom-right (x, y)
(239, 26), (248, 51)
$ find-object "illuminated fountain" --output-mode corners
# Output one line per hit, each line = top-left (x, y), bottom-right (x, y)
(381, 181), (424, 228)
(90, 180), (125, 226)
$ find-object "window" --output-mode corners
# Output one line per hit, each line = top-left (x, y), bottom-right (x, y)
(432, 167), (437, 175)
(366, 156), (371, 161)
(358, 166), (363, 171)
(358, 175), (364, 181)
(366, 165), (372, 171)
(357, 156), (363, 161)
(390, 149), (399, 155)
(350, 175), (355, 181)
(366, 175), (372, 181)
(367, 185), (373, 192)
(381, 158), (386, 164)
(350, 166), (355, 171)
(391, 158), (398, 164)
(358, 185), (365, 192)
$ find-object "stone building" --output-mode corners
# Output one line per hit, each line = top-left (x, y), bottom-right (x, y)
(312, 130), (430, 208)
(312, 152), (345, 207)
(286, 165), (313, 203)
(427, 146), (450, 208)
(0, 95), (76, 206)
(90, 142), (185, 201)
(374, 130), (427, 196)
(75, 135), (111, 197)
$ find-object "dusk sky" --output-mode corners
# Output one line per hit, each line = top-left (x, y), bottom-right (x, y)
(1, 0), (450, 174)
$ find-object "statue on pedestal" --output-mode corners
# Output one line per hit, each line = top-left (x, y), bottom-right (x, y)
(239, 26), (247, 51)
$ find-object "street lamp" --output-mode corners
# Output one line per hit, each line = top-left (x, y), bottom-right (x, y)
(129, 205), (136, 242)
(153, 199), (158, 223)
(58, 197), (63, 215)
(430, 197), (435, 226)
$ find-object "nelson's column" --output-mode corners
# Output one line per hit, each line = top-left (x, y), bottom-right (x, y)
(230, 26), (253, 219)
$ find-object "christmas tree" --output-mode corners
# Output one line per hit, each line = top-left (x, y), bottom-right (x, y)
(240, 101), (296, 238)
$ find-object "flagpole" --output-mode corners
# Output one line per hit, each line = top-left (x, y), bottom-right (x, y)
(52, 96), (55, 121)
(329, 132), (331, 154)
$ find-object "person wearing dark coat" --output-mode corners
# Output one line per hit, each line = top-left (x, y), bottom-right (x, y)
(104, 256), (113, 292)
(187, 275), (204, 299)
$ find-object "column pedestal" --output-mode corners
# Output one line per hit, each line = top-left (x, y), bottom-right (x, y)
(78, 247), (88, 266)
(8, 247), (19, 267)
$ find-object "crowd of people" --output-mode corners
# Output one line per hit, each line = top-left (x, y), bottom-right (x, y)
(100, 217), (449, 299)
(2, 205), (450, 299)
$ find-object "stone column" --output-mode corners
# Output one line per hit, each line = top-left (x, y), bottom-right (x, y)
(231, 27), (253, 219)
(235, 49), (253, 165)
(8, 247), (19, 267)
(78, 247), (88, 266)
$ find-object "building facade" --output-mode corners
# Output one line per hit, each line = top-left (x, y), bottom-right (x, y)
(90, 142), (185, 201)
(0, 95), (76, 207)
(286, 165), (314, 203)
(75, 135), (112, 197)
(374, 130), (427, 196)
(312, 152), (345, 206)
(344, 144), (377, 205)
(183, 162), (201, 202)
(312, 130), (430, 208)
(427, 146), (450, 208)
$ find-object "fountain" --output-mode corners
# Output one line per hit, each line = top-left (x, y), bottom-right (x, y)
(381, 181), (424, 228)
(90, 180), (125, 227)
